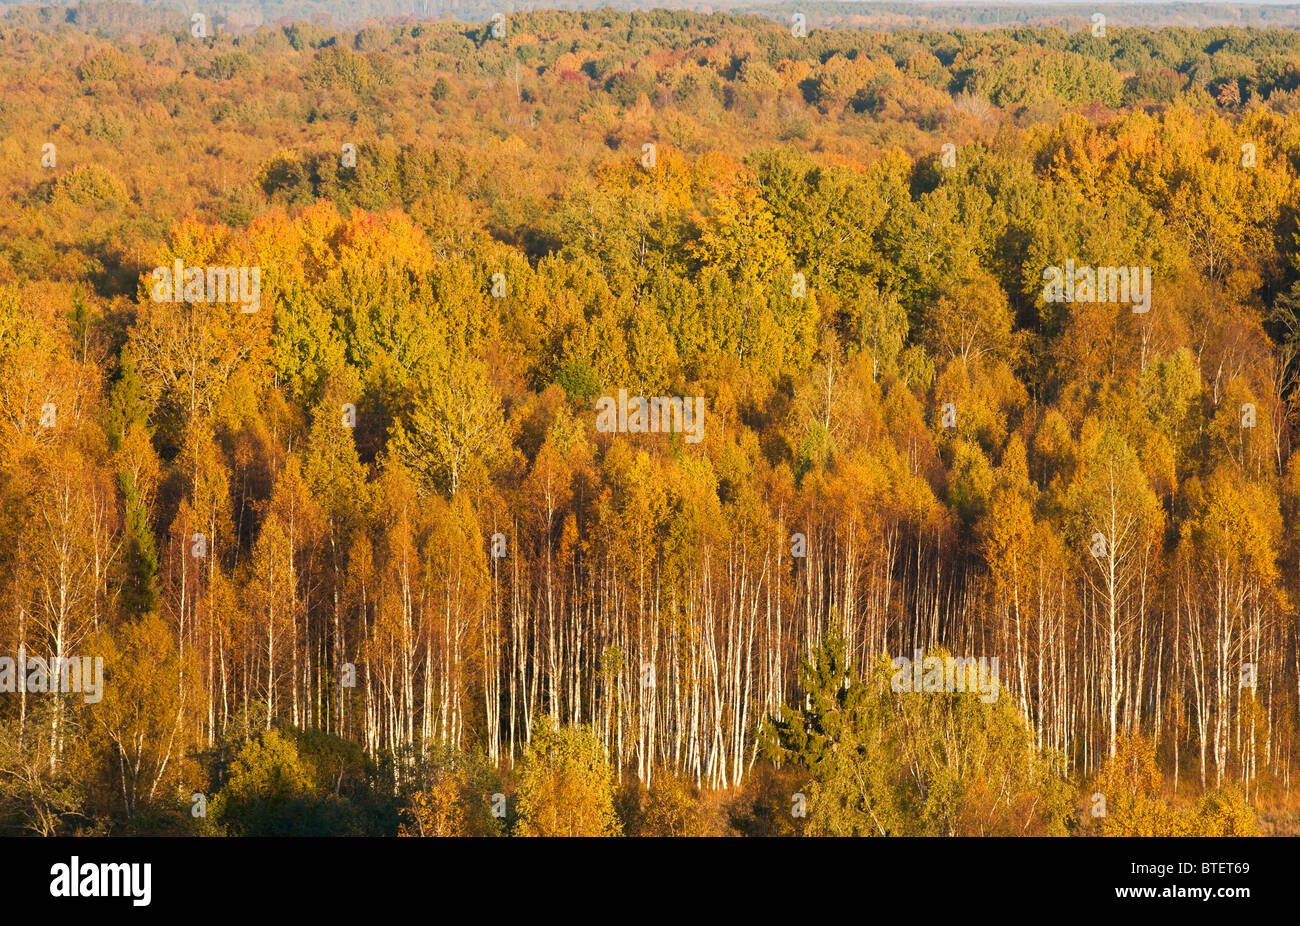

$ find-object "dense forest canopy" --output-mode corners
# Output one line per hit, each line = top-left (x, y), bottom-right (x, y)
(0, 4), (1296, 836)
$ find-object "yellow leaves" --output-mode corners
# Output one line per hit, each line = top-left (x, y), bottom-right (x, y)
(691, 160), (788, 286)
(113, 419), (160, 509)
(980, 490), (1035, 597)
(1190, 790), (1256, 837)
(932, 354), (1023, 452)
(285, 201), (440, 286)
(491, 132), (531, 161)
(77, 47), (132, 84)
(1188, 466), (1284, 594)
(153, 214), (228, 269)
(1043, 113), (1106, 193)
(813, 53), (879, 108)
(774, 58), (812, 87)
(597, 141), (694, 211)
(292, 200), (344, 279)
(1091, 730), (1257, 836)
(641, 775), (713, 835)
(515, 717), (620, 837)
(1099, 730), (1163, 796)
(0, 283), (97, 465)
(336, 209), (434, 276)
(1030, 105), (1284, 298)
(400, 778), (467, 837)
(786, 349), (886, 470)
(549, 51), (586, 76)
(1091, 730), (1171, 836)
(410, 189), (492, 260)
(243, 210), (301, 284)
(1136, 429), (1177, 500)
(50, 164), (128, 211)
(925, 272), (1018, 367)
(84, 612), (205, 814)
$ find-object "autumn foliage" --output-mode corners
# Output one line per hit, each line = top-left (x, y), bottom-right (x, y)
(0, 8), (1298, 835)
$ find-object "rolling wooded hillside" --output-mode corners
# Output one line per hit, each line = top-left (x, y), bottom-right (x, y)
(0, 5), (1294, 835)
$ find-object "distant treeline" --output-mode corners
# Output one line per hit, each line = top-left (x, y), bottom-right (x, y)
(5, 1), (1300, 35)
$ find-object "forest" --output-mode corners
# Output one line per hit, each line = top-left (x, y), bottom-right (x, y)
(0, 3), (1297, 836)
